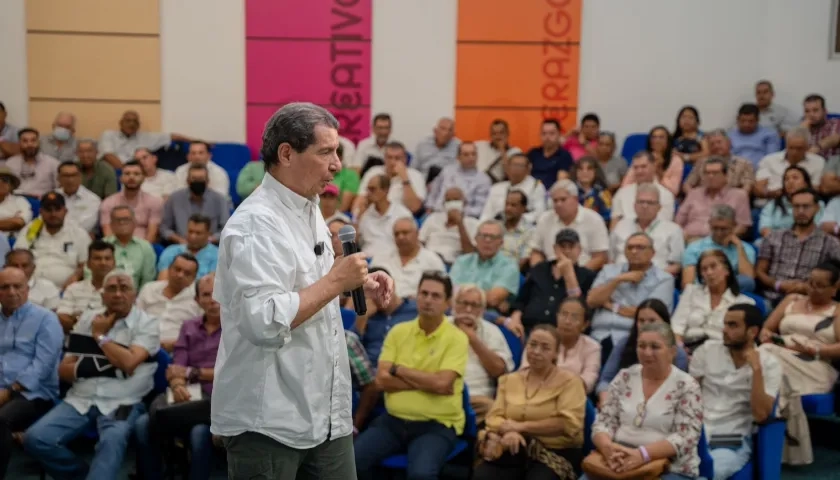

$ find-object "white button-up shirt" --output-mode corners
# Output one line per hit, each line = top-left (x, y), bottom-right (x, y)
(454, 317), (514, 398)
(57, 279), (103, 318)
(141, 169), (178, 199)
(211, 174), (352, 449)
(28, 277), (60, 310)
(358, 202), (413, 257)
(136, 280), (202, 342)
(99, 130), (171, 165)
(65, 306), (159, 415)
(529, 207), (609, 265)
(15, 222), (91, 288)
(58, 186), (101, 232)
(671, 284), (755, 342)
(690, 341), (781, 437)
(480, 176), (547, 224)
(371, 247), (446, 299)
(0, 194), (33, 225)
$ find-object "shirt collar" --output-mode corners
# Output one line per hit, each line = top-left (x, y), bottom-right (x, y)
(411, 316), (448, 339)
(262, 172), (317, 214)
(0, 302), (32, 322)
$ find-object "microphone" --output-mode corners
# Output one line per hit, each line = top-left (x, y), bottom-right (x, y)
(337, 225), (367, 316)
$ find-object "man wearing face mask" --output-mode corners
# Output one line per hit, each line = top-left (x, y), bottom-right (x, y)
(418, 187), (478, 264)
(40, 112), (78, 162)
(161, 163), (229, 245)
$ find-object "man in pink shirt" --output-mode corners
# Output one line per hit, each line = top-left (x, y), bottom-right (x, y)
(675, 157), (752, 243)
(99, 160), (163, 243)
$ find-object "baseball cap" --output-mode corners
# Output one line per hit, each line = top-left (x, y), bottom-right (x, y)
(322, 184), (339, 196)
(0, 167), (20, 190)
(555, 228), (580, 245)
(40, 191), (66, 209)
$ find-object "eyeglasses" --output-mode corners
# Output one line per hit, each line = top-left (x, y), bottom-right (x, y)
(634, 200), (659, 206)
(625, 244), (650, 252)
(455, 300), (482, 309)
(476, 233), (502, 241)
(633, 401), (647, 427)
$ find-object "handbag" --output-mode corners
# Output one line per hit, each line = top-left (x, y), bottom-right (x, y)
(581, 450), (669, 480)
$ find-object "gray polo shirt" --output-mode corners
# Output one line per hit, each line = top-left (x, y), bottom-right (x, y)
(4, 153), (60, 197)
(40, 134), (78, 162)
(161, 187), (229, 240)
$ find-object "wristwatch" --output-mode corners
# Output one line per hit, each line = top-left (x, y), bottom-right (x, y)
(389, 364), (399, 377)
(96, 334), (111, 346)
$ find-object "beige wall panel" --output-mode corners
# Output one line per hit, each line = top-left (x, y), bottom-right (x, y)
(27, 34), (160, 101)
(29, 101), (161, 140)
(26, 0), (159, 35)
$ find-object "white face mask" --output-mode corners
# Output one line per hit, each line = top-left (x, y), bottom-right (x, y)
(53, 126), (72, 141)
(444, 200), (464, 212)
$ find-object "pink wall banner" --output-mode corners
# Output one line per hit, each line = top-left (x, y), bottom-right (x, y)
(245, 0), (372, 155)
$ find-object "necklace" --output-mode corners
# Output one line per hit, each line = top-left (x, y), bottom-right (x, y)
(524, 368), (554, 400)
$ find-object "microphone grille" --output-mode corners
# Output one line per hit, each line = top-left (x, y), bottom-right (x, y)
(337, 224), (357, 242)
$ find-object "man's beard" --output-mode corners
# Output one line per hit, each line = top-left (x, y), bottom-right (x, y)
(723, 338), (749, 350)
(22, 147), (38, 157)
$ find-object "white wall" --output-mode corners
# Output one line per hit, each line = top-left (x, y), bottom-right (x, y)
(371, 0), (458, 150)
(160, 0), (246, 142)
(0, 0), (29, 126)
(2, 0), (838, 148)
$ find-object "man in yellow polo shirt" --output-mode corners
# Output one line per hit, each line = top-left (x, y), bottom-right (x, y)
(354, 271), (468, 480)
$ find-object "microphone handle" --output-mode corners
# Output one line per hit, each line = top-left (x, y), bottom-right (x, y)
(341, 240), (361, 298)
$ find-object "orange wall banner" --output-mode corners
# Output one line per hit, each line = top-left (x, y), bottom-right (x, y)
(455, 0), (582, 149)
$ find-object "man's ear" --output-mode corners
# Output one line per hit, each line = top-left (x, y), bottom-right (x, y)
(277, 143), (293, 167)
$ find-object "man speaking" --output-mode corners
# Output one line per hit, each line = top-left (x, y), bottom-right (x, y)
(211, 103), (393, 479)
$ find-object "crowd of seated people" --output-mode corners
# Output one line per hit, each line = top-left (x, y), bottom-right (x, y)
(0, 78), (840, 479)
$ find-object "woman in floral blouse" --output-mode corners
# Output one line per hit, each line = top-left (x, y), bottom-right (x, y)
(571, 156), (612, 223)
(584, 323), (703, 480)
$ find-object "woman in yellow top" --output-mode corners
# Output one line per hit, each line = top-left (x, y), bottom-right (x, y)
(474, 324), (586, 480)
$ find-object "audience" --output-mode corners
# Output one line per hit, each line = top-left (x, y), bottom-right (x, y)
(354, 271), (467, 479)
(356, 141), (426, 214)
(451, 285), (514, 422)
(672, 250), (756, 352)
(728, 103), (781, 166)
(672, 106), (708, 166)
(497, 190), (534, 269)
(509, 229), (596, 337)
(135, 273), (220, 480)
(611, 151), (676, 228)
(103, 206), (158, 290)
(620, 126), (683, 196)
(24, 270), (159, 480)
(100, 160), (163, 243)
(586, 323), (703, 480)
(4, 249), (60, 310)
(0, 168), (32, 233)
(480, 152), (546, 224)
(683, 129), (755, 195)
(370, 217), (445, 299)
(15, 192), (90, 290)
(803, 94), (840, 158)
(351, 113), (392, 172)
(77, 139), (117, 200)
(474, 119), (523, 182)
(758, 262), (840, 465)
(6, 128), (59, 198)
(596, 299), (688, 407)
(594, 132), (628, 193)
(758, 165), (824, 239)
(426, 141), (491, 217)
(56, 160), (100, 234)
(413, 117), (461, 177)
(136, 253), (201, 353)
(691, 303), (781, 479)
(135, 147), (177, 201)
(0, 266), (63, 479)
(98, 110), (192, 168)
(754, 127), (825, 206)
(39, 112), (77, 162)
(157, 214), (218, 279)
(526, 119), (574, 190)
(357, 173), (412, 257)
(419, 187), (479, 264)
(174, 141), (230, 198)
(754, 80), (797, 135)
(56, 241), (116, 333)
(475, 324), (586, 480)
(571, 156), (612, 222)
(161, 163), (229, 245)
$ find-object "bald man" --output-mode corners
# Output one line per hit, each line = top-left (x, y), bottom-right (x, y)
(98, 110), (196, 168)
(0, 267), (63, 478)
(371, 217), (447, 298)
(40, 112), (78, 162)
(413, 117), (462, 177)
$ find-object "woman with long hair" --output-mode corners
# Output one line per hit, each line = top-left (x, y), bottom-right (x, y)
(571, 156), (612, 222)
(672, 249), (755, 352)
(595, 298), (688, 407)
(621, 125), (684, 196)
(672, 105), (709, 164)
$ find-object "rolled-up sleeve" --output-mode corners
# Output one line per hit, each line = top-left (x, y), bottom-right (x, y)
(224, 230), (300, 348)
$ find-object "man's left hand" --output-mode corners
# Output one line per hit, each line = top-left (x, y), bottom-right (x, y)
(363, 271), (394, 305)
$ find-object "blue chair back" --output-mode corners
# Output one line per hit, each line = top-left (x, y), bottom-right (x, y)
(744, 291), (767, 317)
(698, 427), (715, 480)
(500, 325), (523, 370)
(26, 196), (40, 218)
(462, 383), (477, 438)
(583, 399), (596, 456)
(152, 242), (164, 260)
(621, 133), (649, 162)
(211, 143), (252, 205)
(341, 308), (357, 331)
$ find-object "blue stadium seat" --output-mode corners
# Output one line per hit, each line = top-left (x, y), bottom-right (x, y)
(211, 143), (252, 205)
(682, 162), (693, 182)
(380, 384), (475, 471)
(500, 324), (522, 370)
(26, 196), (40, 218)
(582, 399), (596, 456)
(828, 113), (840, 120)
(152, 349), (172, 395)
(341, 307), (357, 331)
(620, 133), (648, 162)
(698, 427), (715, 480)
(743, 292), (766, 317)
(152, 243), (164, 260)
(802, 392), (835, 416)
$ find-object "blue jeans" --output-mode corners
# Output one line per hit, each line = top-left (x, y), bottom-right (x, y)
(354, 413), (458, 480)
(135, 412), (213, 480)
(23, 400), (146, 480)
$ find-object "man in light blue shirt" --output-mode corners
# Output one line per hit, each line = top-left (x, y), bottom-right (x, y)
(0, 266), (63, 477)
(450, 220), (521, 314)
(412, 117), (461, 177)
(157, 213), (218, 279)
(587, 232), (674, 345)
(728, 103), (782, 167)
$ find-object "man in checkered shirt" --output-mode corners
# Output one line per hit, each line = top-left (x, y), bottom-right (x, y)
(346, 330), (378, 435)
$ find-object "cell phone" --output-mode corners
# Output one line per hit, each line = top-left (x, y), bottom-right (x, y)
(770, 334), (786, 346)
